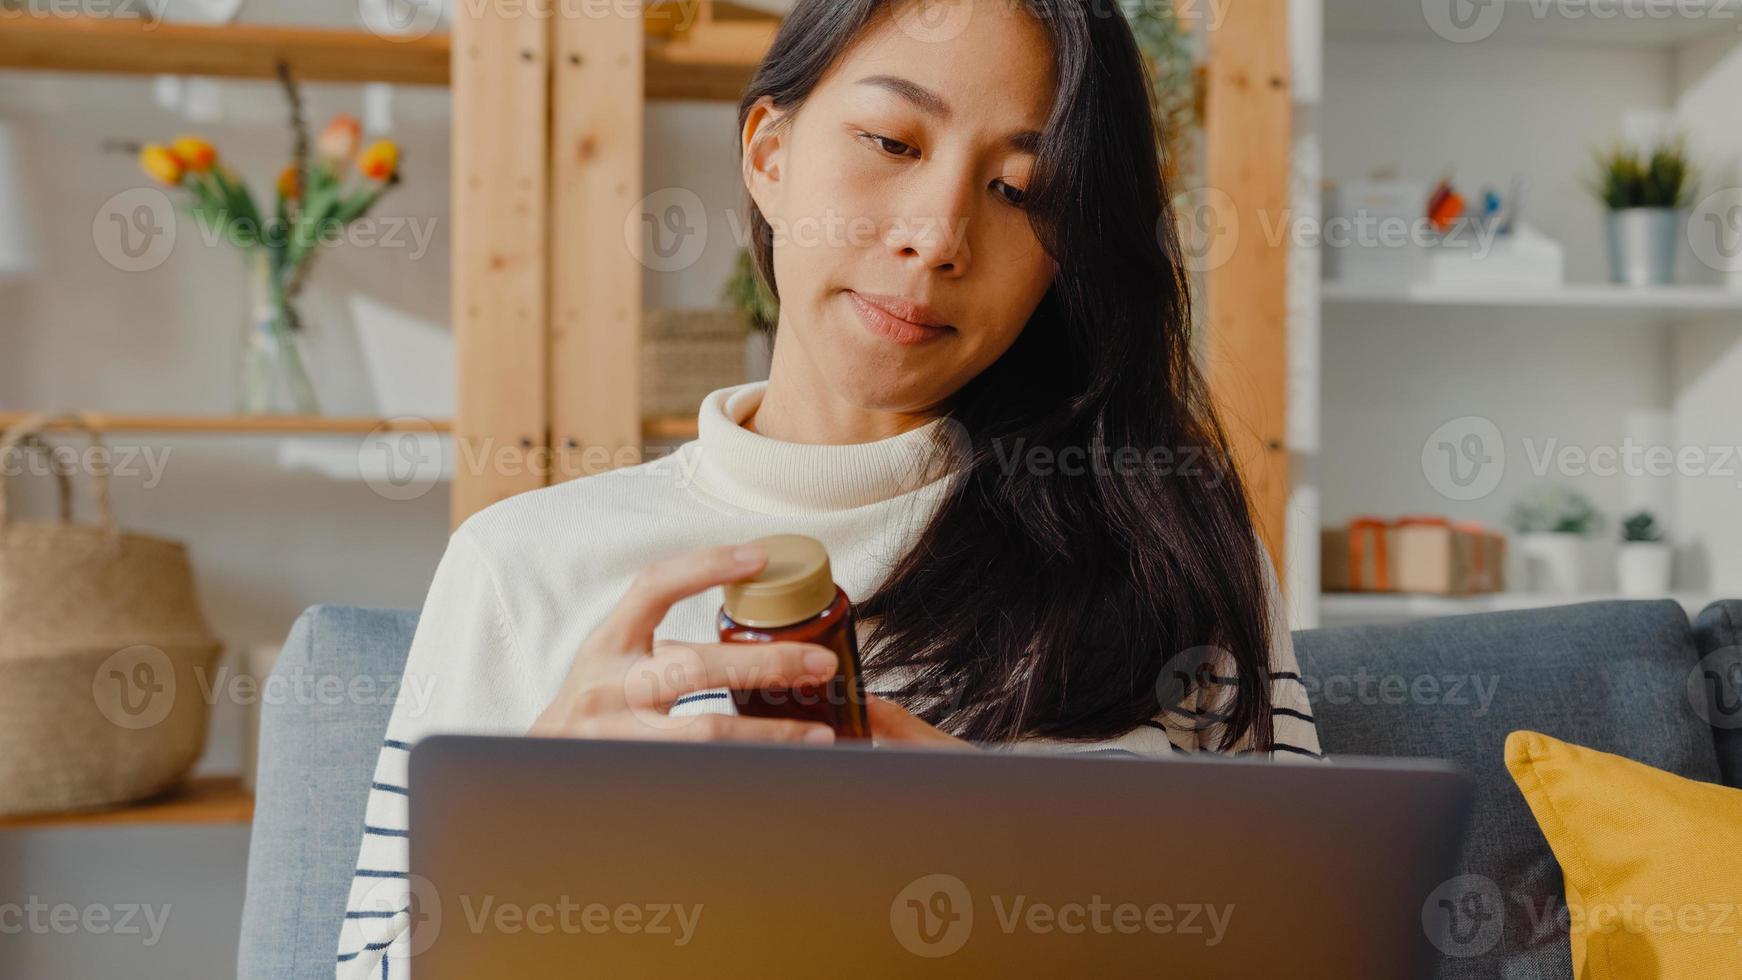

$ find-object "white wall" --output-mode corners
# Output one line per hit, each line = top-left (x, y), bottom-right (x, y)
(0, 3), (753, 971)
(1672, 36), (1742, 594)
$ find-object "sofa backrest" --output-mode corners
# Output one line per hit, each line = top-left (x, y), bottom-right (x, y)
(1295, 598), (1741, 980)
(238, 604), (418, 980)
(238, 598), (1742, 980)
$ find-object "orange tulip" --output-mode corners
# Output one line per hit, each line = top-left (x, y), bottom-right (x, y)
(319, 114), (362, 161)
(276, 164), (301, 200)
(358, 140), (399, 181)
(139, 143), (186, 185)
(170, 136), (217, 173)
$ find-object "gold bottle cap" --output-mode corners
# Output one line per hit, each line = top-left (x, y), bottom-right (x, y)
(722, 533), (838, 628)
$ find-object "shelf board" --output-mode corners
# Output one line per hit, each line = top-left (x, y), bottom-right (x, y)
(0, 12), (774, 100)
(1327, 0), (1742, 48)
(0, 411), (702, 441)
(0, 412), (453, 434)
(0, 13), (451, 85)
(642, 415), (699, 441)
(1323, 281), (1742, 322)
(1320, 591), (1723, 626)
(0, 776), (252, 830)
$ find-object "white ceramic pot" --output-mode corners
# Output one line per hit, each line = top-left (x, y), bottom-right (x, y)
(1517, 532), (1587, 595)
(1616, 541), (1674, 598)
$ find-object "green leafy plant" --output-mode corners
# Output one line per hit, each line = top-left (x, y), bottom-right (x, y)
(723, 247), (779, 333)
(1119, 0), (1199, 183)
(1586, 136), (1697, 210)
(1621, 510), (1665, 543)
(1510, 486), (1602, 536)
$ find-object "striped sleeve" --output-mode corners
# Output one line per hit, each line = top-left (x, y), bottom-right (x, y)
(1173, 546), (1325, 761)
(1049, 546), (1325, 762)
(336, 524), (530, 980)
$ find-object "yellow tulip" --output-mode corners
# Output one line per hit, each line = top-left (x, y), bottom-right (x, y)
(139, 144), (186, 185)
(358, 140), (399, 182)
(277, 165), (301, 200)
(170, 136), (217, 173)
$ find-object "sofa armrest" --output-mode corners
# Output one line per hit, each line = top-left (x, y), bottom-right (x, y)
(237, 604), (420, 980)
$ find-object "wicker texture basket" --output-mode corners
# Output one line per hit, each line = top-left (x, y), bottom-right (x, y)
(0, 413), (222, 818)
(642, 308), (757, 418)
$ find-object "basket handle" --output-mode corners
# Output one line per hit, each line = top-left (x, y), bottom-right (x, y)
(0, 412), (120, 537)
(4, 433), (76, 523)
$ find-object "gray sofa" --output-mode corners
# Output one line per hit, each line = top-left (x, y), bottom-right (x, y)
(237, 598), (1742, 980)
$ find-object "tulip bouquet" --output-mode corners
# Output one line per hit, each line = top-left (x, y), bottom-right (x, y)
(130, 76), (404, 415)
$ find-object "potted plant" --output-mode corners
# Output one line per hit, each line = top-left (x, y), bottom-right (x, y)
(1616, 510), (1673, 597)
(1586, 136), (1696, 286)
(1509, 487), (1602, 595)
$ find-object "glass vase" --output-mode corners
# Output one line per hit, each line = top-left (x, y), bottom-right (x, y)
(237, 249), (321, 416)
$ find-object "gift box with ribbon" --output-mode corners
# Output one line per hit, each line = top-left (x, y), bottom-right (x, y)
(1322, 515), (1507, 595)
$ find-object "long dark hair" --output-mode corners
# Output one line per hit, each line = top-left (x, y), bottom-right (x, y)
(736, 0), (1275, 751)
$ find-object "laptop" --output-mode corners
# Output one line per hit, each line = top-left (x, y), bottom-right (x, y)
(405, 735), (1472, 979)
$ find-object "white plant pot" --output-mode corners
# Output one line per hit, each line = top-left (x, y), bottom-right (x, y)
(1517, 532), (1587, 595)
(1616, 541), (1674, 598)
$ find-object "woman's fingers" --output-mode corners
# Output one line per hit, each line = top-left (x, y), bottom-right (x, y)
(545, 709), (835, 745)
(625, 641), (838, 708)
(591, 543), (767, 652)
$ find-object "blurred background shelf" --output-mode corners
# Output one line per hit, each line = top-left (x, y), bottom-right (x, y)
(0, 13), (451, 85)
(1320, 591), (1722, 627)
(0, 412), (697, 440)
(1322, 281), (1742, 321)
(0, 412), (452, 434)
(1326, 0), (1742, 47)
(0, 10), (774, 100)
(0, 777), (252, 831)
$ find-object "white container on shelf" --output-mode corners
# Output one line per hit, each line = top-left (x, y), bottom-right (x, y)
(1323, 177), (1564, 291)
(1516, 532), (1588, 595)
(1617, 541), (1675, 597)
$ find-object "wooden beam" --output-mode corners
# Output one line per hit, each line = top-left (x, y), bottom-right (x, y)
(0, 13), (450, 85)
(1202, 0), (1292, 578)
(0, 12), (771, 101)
(548, 3), (645, 482)
(450, 0), (552, 528)
(0, 413), (449, 434)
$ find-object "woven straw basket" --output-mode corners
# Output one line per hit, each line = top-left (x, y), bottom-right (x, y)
(0, 413), (222, 818)
(642, 308), (757, 418)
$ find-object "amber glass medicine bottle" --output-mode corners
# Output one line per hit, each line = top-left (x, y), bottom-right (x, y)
(718, 533), (870, 740)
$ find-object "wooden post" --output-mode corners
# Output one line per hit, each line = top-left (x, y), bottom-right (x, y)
(548, 1), (645, 482)
(450, 0), (553, 528)
(1202, 0), (1291, 578)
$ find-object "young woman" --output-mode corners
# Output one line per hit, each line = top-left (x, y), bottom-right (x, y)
(338, 0), (1321, 974)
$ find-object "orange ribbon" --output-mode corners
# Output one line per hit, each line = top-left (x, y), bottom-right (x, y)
(1348, 516), (1392, 591)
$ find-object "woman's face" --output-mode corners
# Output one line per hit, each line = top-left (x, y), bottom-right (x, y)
(742, 1), (1060, 417)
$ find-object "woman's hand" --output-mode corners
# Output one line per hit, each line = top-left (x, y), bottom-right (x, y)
(866, 694), (976, 751)
(528, 542), (842, 745)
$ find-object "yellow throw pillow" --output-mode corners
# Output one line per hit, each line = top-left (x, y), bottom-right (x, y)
(1504, 730), (1742, 980)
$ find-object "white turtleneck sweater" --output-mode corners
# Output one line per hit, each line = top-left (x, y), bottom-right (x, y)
(336, 381), (1322, 979)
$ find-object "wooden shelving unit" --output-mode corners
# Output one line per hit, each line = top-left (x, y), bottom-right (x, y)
(0, 10), (773, 100)
(0, 777), (253, 830)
